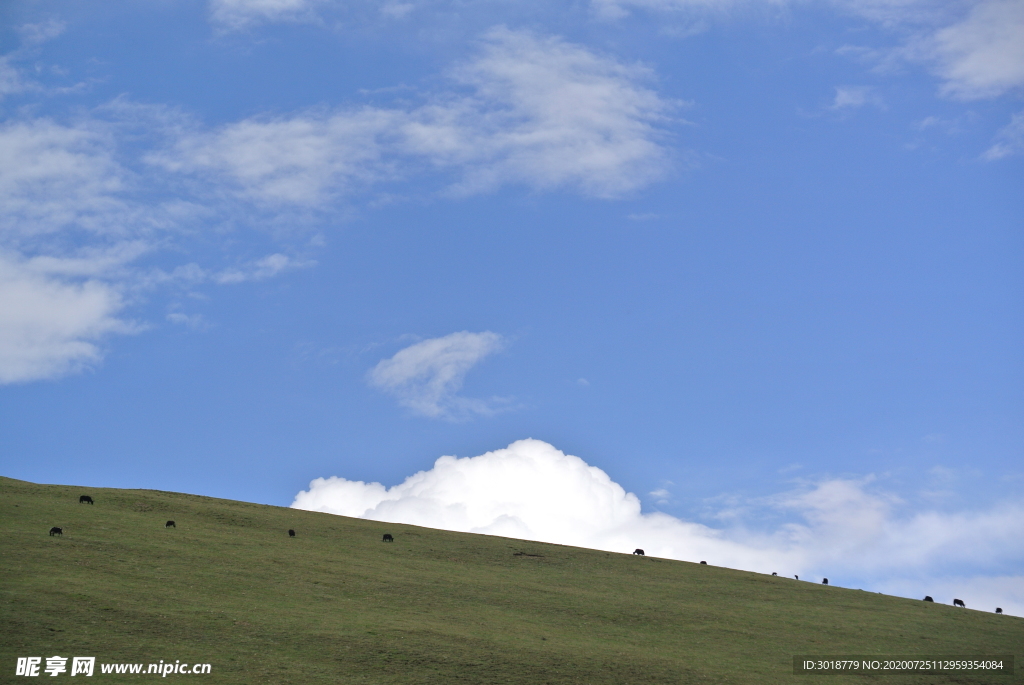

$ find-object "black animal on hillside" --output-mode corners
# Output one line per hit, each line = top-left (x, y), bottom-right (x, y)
(995, 608), (1002, 614)
(633, 548), (644, 556)
(49, 527), (62, 536)
(924, 596), (934, 602)
(288, 529), (296, 537)
(382, 533), (394, 542)
(953, 598), (965, 608)
(79, 495), (94, 504)
(795, 575), (799, 580)
(165, 520), (176, 528)
(822, 578), (828, 585)
(771, 572), (777, 576)
(700, 561), (707, 565)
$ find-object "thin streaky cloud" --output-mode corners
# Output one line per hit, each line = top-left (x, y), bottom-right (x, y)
(209, 0), (328, 29)
(830, 85), (883, 110)
(983, 109), (1024, 159)
(152, 28), (675, 204)
(215, 253), (316, 284)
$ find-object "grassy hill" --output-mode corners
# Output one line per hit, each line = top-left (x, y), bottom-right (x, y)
(1, 476), (1019, 684)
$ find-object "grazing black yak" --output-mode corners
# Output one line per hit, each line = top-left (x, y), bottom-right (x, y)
(822, 578), (828, 585)
(165, 520), (176, 528)
(288, 529), (296, 537)
(996, 608), (1002, 614)
(632, 549), (644, 555)
(953, 598), (965, 608)
(795, 575), (799, 580)
(382, 533), (394, 542)
(49, 527), (62, 536)
(79, 495), (94, 504)
(700, 561), (707, 565)
(924, 596), (934, 602)
(771, 572), (777, 576)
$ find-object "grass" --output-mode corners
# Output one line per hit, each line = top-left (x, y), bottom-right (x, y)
(1, 475), (1020, 684)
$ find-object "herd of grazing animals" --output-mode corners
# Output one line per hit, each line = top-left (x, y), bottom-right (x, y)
(48, 494), (1009, 615)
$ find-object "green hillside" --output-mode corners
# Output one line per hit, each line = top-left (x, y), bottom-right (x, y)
(1, 476), (1019, 684)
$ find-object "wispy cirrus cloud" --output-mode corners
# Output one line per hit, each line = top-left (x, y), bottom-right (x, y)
(593, 0), (1024, 102)
(1, 28), (668, 384)
(590, 0), (1023, 157)
(983, 109), (1024, 160)
(17, 18), (67, 45)
(214, 253), (315, 284)
(4, 30), (677, 222)
(0, 19), (67, 101)
(209, 0), (328, 30)
(151, 28), (675, 202)
(367, 331), (507, 419)
(294, 438), (1024, 615)
(837, 0), (1024, 105)
(431, 27), (674, 197)
(0, 112), (315, 383)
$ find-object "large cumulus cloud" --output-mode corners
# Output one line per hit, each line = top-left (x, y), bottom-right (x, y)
(293, 438), (1024, 615)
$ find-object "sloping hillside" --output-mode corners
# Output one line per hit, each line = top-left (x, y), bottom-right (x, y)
(1, 476), (1019, 684)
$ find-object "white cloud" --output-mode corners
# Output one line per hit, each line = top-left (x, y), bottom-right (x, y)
(0, 118), (129, 237)
(590, 0), (749, 21)
(202, 0), (1023, 109)
(208, 0), (430, 29)
(0, 116), (170, 384)
(593, 0), (1024, 108)
(367, 331), (506, 419)
(148, 108), (400, 207)
(983, 109), (1024, 159)
(166, 311), (206, 329)
(215, 253), (315, 284)
(830, 85), (883, 109)
(0, 20), (66, 101)
(294, 438), (1024, 615)
(877, 574), (1024, 614)
(381, 2), (416, 19)
(0, 112), (320, 382)
(18, 19), (67, 45)
(650, 487), (672, 504)
(0, 30), (673, 385)
(831, 0), (1024, 101)
(926, 0), (1024, 100)
(415, 27), (674, 198)
(153, 29), (674, 202)
(209, 0), (326, 29)
(0, 251), (138, 384)
(0, 56), (28, 100)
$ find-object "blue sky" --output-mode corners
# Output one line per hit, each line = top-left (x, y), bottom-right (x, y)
(1, 0), (1021, 611)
